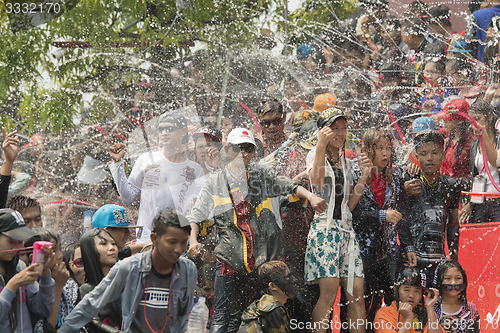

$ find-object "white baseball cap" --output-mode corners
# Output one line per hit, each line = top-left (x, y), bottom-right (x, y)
(227, 128), (256, 146)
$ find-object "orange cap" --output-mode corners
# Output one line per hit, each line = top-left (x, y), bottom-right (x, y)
(313, 93), (337, 113)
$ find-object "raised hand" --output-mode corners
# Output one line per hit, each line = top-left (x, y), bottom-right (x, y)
(404, 179), (423, 196)
(109, 143), (126, 162)
(424, 288), (440, 309)
(2, 128), (20, 163)
(358, 152), (373, 179)
(398, 301), (414, 321)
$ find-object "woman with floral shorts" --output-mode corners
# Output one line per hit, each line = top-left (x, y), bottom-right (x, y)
(305, 108), (371, 333)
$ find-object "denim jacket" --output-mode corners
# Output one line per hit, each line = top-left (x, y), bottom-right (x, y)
(59, 251), (197, 333)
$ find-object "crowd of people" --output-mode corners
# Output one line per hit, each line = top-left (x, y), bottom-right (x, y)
(1, 0), (500, 332)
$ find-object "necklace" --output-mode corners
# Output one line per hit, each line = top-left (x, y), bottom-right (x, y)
(421, 174), (440, 189)
(143, 270), (173, 333)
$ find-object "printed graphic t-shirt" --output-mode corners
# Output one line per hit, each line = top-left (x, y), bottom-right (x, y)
(131, 268), (172, 333)
(110, 150), (205, 241)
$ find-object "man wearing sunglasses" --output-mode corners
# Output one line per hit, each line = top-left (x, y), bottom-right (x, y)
(187, 128), (327, 333)
(258, 98), (289, 157)
(109, 111), (205, 243)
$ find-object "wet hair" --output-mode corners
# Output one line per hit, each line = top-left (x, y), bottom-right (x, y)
(63, 242), (80, 282)
(470, 99), (496, 136)
(423, 42), (446, 65)
(24, 227), (60, 252)
(257, 260), (290, 293)
(443, 118), (470, 161)
(348, 75), (372, 99)
(362, 128), (394, 192)
(151, 208), (191, 238)
(343, 40), (366, 56)
(414, 129), (445, 150)
(446, 54), (473, 78)
(80, 228), (115, 287)
(257, 98), (284, 117)
(434, 260), (469, 306)
(7, 195), (41, 214)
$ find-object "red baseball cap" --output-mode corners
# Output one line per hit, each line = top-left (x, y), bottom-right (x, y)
(21, 134), (46, 149)
(437, 98), (469, 121)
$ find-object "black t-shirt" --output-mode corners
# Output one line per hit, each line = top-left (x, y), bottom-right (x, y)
(131, 267), (172, 333)
(331, 166), (344, 220)
(403, 173), (461, 263)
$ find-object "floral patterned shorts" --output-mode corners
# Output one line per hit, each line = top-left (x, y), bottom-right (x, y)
(304, 219), (364, 283)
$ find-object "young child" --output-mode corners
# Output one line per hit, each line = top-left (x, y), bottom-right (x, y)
(305, 108), (368, 333)
(420, 47), (449, 114)
(238, 260), (307, 332)
(401, 130), (461, 281)
(432, 260), (480, 333)
(351, 128), (408, 326)
(374, 266), (442, 333)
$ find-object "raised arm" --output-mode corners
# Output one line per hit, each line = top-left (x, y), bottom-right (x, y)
(348, 152), (372, 211)
(108, 143), (141, 203)
(309, 127), (331, 189)
(0, 128), (19, 208)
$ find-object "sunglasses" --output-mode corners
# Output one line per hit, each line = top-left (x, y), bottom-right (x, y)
(442, 284), (464, 292)
(73, 258), (84, 268)
(231, 143), (256, 154)
(260, 115), (284, 128)
(158, 125), (180, 133)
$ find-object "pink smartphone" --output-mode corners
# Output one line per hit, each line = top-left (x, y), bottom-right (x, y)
(32, 241), (52, 274)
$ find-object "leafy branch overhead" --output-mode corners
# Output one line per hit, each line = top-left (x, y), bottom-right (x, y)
(0, 0), (351, 135)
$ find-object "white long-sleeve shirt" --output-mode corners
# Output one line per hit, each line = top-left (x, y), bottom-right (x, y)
(110, 151), (205, 241)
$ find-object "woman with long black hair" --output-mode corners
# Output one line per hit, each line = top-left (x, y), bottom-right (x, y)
(79, 228), (120, 332)
(437, 98), (475, 179)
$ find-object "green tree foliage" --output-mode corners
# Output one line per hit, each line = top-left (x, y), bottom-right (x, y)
(285, 0), (358, 44)
(0, 0), (273, 134)
(0, 0), (355, 134)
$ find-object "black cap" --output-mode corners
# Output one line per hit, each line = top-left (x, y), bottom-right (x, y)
(317, 108), (348, 129)
(396, 266), (426, 288)
(0, 208), (36, 242)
